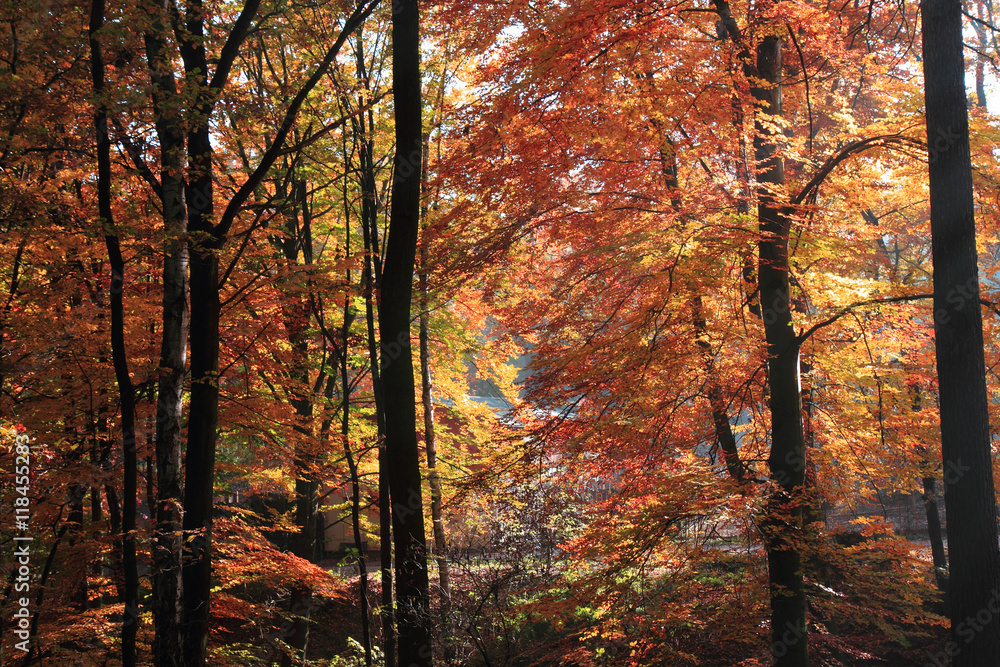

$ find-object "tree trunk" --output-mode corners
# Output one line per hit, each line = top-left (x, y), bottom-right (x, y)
(89, 3), (139, 660)
(974, 0), (988, 109)
(362, 150), (396, 667)
(910, 386), (949, 608)
(754, 35), (809, 667)
(382, 1), (433, 664)
(355, 24), (396, 667)
(179, 17), (223, 657)
(339, 197), (374, 665)
(691, 296), (745, 484)
(656, 128), (746, 487)
(921, 0), (1000, 661)
(142, 0), (187, 660)
(341, 314), (374, 667)
(175, 0), (263, 659)
(181, 213), (220, 667)
(279, 176), (319, 667)
(921, 476), (950, 602)
(419, 75), (454, 662)
(419, 242), (453, 663)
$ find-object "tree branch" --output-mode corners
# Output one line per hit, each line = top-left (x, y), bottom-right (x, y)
(209, 0), (263, 91)
(792, 133), (923, 205)
(797, 293), (932, 343)
(215, 0), (380, 239)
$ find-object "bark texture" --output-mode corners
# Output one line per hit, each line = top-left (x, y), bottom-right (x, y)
(921, 0), (1000, 661)
(381, 1), (433, 664)
(754, 35), (809, 667)
(142, 1), (187, 661)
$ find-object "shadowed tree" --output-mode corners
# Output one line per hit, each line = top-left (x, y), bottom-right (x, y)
(921, 0), (1000, 661)
(380, 0), (434, 664)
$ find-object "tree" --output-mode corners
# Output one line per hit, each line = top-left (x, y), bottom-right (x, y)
(141, 0), (188, 660)
(921, 0), (1000, 661)
(749, 32), (809, 667)
(88, 0), (139, 661)
(6, 0), (1000, 663)
(381, 0), (434, 664)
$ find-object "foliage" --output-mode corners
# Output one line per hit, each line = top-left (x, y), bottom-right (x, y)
(2, 0), (999, 662)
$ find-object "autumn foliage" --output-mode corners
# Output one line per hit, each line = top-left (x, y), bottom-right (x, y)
(1, 0), (999, 664)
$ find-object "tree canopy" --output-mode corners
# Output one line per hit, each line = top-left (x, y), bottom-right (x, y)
(1, 0), (999, 664)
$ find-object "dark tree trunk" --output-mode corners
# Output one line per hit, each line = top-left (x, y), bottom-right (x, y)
(691, 296), (745, 484)
(178, 16), (222, 655)
(354, 31), (396, 663)
(88, 2), (139, 661)
(358, 109), (396, 662)
(657, 130), (746, 487)
(21, 525), (70, 666)
(178, 10), (224, 658)
(170, 1), (370, 660)
(175, 0), (262, 660)
(67, 479), (87, 609)
(337, 192), (374, 665)
(142, 0), (187, 660)
(754, 35), (809, 667)
(921, 476), (950, 601)
(381, 1), (433, 664)
(911, 387), (949, 607)
(279, 176), (319, 667)
(974, 0), (988, 109)
(341, 311), (374, 667)
(921, 0), (1000, 661)
(181, 207), (220, 667)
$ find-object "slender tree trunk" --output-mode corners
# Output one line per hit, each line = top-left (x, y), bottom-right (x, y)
(341, 302), (374, 667)
(142, 1), (187, 661)
(21, 525), (70, 666)
(658, 136), (746, 485)
(922, 475), (950, 598)
(337, 187), (374, 665)
(910, 386), (949, 606)
(974, 0), (988, 109)
(89, 1), (138, 660)
(366, 194), (396, 667)
(280, 176), (319, 667)
(181, 212), (220, 667)
(799, 357), (822, 528)
(355, 26), (396, 664)
(382, 1), (433, 664)
(419, 77), (454, 662)
(67, 478), (87, 609)
(691, 296), (745, 484)
(754, 35), (809, 667)
(174, 0), (259, 659)
(921, 0), (1000, 660)
(419, 246), (453, 663)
